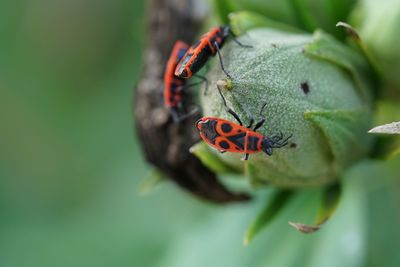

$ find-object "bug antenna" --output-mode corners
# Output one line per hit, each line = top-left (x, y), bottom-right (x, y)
(217, 83), (228, 107)
(229, 28), (253, 48)
(217, 82), (243, 125)
(259, 102), (267, 116)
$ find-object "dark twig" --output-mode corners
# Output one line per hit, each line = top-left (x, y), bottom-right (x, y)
(133, 0), (250, 203)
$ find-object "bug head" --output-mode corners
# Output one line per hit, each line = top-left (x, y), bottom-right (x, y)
(262, 133), (292, 156)
(220, 25), (231, 38)
(179, 69), (189, 78)
(174, 56), (191, 78)
(196, 118), (218, 141)
(195, 118), (205, 130)
(196, 118), (212, 131)
(261, 138), (273, 156)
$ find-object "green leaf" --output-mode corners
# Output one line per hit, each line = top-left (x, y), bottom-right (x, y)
(289, 182), (342, 233)
(290, 0), (318, 31)
(336, 22), (382, 80)
(316, 182), (341, 224)
(189, 142), (242, 174)
(371, 101), (400, 158)
(214, 0), (238, 24)
(243, 190), (293, 245)
(305, 163), (368, 267)
(345, 157), (400, 267)
(289, 0), (358, 39)
(137, 170), (165, 195)
(229, 11), (304, 35)
(350, 0), (400, 91)
(230, 0), (300, 27)
(304, 109), (372, 171)
(389, 147), (400, 159)
(375, 100), (400, 125)
(215, 0), (357, 38)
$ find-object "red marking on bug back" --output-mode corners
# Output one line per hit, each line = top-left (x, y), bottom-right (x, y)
(196, 85), (291, 159)
(174, 26), (229, 79)
(196, 117), (264, 154)
(164, 41), (189, 108)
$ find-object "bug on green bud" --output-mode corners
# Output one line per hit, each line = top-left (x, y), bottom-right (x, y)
(192, 28), (374, 187)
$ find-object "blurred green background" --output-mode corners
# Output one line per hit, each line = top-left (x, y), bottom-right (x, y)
(0, 1), (213, 266)
(2, 1), (400, 267)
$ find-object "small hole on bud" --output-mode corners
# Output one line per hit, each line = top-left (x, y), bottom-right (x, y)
(290, 143), (297, 148)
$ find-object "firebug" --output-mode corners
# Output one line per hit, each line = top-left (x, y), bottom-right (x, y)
(196, 86), (291, 160)
(175, 26), (251, 80)
(163, 41), (200, 122)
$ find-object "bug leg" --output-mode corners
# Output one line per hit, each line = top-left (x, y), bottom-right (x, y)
(229, 29), (253, 48)
(185, 80), (203, 89)
(228, 110), (243, 126)
(174, 85), (184, 94)
(171, 106), (199, 123)
(252, 103), (267, 131)
(214, 41), (232, 79)
(281, 134), (293, 146)
(219, 150), (226, 154)
(253, 119), (266, 132)
(180, 107), (200, 122)
(259, 102), (267, 115)
(217, 84), (243, 126)
(241, 153), (249, 161)
(170, 108), (181, 123)
(270, 132), (284, 142)
(193, 74), (209, 95)
(247, 118), (254, 129)
(231, 36), (253, 48)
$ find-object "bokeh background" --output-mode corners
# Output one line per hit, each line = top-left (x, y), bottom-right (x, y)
(2, 1), (400, 267)
(0, 1), (212, 266)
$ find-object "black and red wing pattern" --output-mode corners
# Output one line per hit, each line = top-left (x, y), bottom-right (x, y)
(197, 117), (264, 154)
(164, 41), (188, 107)
(174, 26), (224, 78)
(197, 117), (265, 154)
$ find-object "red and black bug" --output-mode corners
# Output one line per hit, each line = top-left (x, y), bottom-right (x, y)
(174, 25), (251, 80)
(163, 40), (199, 122)
(196, 86), (291, 160)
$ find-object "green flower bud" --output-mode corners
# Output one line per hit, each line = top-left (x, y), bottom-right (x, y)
(194, 28), (373, 187)
(352, 0), (400, 90)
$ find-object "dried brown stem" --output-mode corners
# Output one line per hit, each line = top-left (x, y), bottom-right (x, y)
(133, 0), (250, 203)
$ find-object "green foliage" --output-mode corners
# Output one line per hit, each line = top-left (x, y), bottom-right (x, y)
(192, 1), (400, 247)
(351, 0), (400, 92)
(154, 157), (400, 267)
(289, 183), (341, 233)
(244, 190), (293, 244)
(213, 0), (357, 39)
(185, 1), (400, 265)
(229, 11), (304, 35)
(304, 110), (370, 171)
(3, 0), (400, 266)
(190, 142), (242, 174)
(138, 170), (166, 195)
